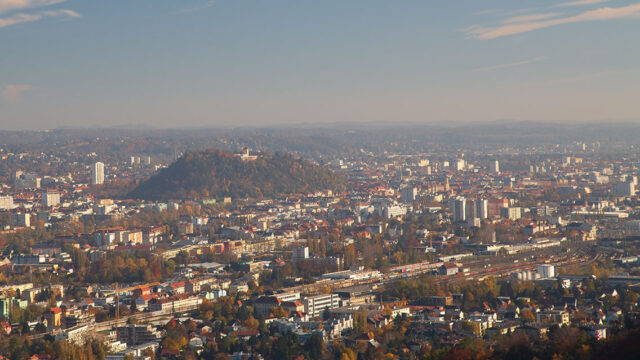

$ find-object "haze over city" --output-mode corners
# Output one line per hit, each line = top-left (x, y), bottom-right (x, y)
(4, 2), (640, 360)
(2, 0), (640, 129)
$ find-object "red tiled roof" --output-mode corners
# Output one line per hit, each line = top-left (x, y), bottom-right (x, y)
(170, 281), (186, 288)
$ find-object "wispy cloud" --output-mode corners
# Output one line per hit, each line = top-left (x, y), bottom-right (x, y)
(0, 0), (64, 15)
(179, 0), (216, 14)
(552, 0), (610, 8)
(2, 84), (31, 102)
(0, 9), (79, 28)
(463, 3), (640, 39)
(502, 13), (561, 24)
(473, 56), (548, 72)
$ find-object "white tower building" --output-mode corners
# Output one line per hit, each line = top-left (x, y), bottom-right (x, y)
(92, 162), (105, 185)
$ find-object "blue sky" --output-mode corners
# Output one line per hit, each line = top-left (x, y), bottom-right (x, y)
(1, 0), (639, 129)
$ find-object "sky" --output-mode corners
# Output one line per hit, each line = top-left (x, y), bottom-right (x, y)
(1, 0), (639, 130)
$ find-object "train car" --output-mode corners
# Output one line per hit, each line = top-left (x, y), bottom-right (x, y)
(389, 261), (444, 275)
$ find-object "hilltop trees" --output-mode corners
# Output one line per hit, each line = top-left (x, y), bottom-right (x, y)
(129, 150), (346, 201)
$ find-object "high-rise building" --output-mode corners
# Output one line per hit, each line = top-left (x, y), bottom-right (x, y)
(451, 197), (466, 222)
(490, 160), (500, 174)
(615, 181), (635, 197)
(0, 196), (14, 210)
(400, 187), (417, 204)
(42, 190), (60, 208)
(92, 162), (105, 185)
(473, 199), (488, 219)
(500, 207), (522, 220)
(11, 213), (31, 228)
(130, 156), (141, 165)
(488, 198), (510, 217)
(292, 246), (309, 262)
(455, 159), (465, 171)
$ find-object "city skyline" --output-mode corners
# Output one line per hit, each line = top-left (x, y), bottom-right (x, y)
(3, 3), (640, 356)
(2, 0), (640, 129)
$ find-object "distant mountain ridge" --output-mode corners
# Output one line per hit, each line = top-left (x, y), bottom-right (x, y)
(128, 149), (345, 200)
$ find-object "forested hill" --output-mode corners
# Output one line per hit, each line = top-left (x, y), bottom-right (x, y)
(128, 150), (346, 200)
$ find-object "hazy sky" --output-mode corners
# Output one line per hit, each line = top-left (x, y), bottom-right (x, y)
(1, 0), (639, 129)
